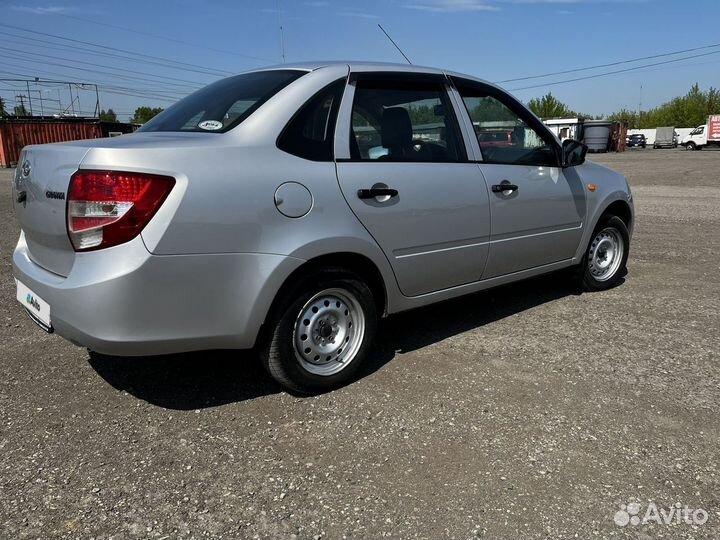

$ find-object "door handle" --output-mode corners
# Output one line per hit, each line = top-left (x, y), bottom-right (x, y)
(491, 183), (519, 193)
(357, 187), (399, 199)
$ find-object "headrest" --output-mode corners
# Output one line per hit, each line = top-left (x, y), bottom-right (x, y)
(381, 107), (412, 149)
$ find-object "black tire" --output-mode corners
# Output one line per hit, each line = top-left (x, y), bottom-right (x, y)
(580, 215), (630, 292)
(260, 270), (377, 394)
(686, 142), (696, 151)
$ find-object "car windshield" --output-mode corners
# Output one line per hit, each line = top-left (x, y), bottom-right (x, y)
(138, 70), (305, 133)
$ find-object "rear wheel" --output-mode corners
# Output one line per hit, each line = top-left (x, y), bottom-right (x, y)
(260, 271), (377, 394)
(580, 215), (630, 291)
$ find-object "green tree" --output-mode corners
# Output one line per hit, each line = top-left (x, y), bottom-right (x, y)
(609, 83), (720, 129)
(131, 106), (164, 124)
(0, 96), (6, 117)
(527, 93), (576, 119)
(608, 108), (640, 128)
(14, 104), (28, 116)
(99, 108), (118, 122)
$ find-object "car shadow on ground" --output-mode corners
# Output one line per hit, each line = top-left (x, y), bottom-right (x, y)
(89, 271), (594, 410)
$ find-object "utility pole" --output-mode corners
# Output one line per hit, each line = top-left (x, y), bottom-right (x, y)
(35, 90), (44, 116)
(16, 94), (26, 116)
(638, 85), (642, 130)
(26, 81), (33, 116)
(277, 1), (286, 63)
(68, 83), (75, 115)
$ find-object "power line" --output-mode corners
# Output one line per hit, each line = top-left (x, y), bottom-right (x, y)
(0, 52), (202, 96)
(508, 49), (720, 91)
(0, 70), (184, 104)
(0, 23), (236, 78)
(0, 46), (209, 90)
(498, 42), (720, 84)
(0, 32), (232, 78)
(54, 13), (275, 63)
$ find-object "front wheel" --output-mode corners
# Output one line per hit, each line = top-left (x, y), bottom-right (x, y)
(580, 216), (630, 291)
(260, 272), (377, 394)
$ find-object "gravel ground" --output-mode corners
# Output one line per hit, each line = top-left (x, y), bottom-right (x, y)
(0, 148), (718, 539)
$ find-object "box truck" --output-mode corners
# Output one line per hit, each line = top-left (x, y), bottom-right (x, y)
(681, 115), (720, 151)
(653, 126), (678, 149)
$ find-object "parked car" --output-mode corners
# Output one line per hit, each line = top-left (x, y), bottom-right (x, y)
(626, 134), (647, 148)
(475, 129), (514, 147)
(12, 62), (634, 393)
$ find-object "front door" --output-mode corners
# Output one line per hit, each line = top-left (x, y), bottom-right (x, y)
(335, 73), (490, 297)
(452, 78), (586, 278)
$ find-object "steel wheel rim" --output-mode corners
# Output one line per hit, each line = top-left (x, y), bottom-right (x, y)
(588, 227), (624, 282)
(292, 288), (366, 376)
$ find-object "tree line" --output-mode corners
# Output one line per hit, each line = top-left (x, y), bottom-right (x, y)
(606, 84), (719, 129)
(529, 83), (719, 128)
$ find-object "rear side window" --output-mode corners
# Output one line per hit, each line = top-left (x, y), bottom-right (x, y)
(138, 70), (305, 133)
(277, 78), (346, 161)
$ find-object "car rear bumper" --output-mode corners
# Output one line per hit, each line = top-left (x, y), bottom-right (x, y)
(12, 232), (304, 356)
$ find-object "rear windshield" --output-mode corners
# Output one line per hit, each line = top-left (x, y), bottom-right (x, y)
(138, 70), (305, 133)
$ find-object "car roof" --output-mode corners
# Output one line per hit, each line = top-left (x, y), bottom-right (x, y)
(243, 61), (494, 86)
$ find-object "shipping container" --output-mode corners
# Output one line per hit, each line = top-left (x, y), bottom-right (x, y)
(0, 118), (137, 167)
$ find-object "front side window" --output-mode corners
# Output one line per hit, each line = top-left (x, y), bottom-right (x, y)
(349, 78), (465, 162)
(456, 83), (558, 167)
(139, 70), (304, 133)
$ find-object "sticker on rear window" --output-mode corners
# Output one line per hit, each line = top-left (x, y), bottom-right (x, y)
(198, 120), (223, 131)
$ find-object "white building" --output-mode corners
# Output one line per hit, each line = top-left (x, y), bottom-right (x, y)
(542, 118), (582, 141)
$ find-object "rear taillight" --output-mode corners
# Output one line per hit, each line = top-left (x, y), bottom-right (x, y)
(67, 170), (175, 251)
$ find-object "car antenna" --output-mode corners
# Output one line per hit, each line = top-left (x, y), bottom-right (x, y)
(377, 24), (412, 65)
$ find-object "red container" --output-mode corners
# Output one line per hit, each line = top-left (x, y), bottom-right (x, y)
(0, 119), (103, 168)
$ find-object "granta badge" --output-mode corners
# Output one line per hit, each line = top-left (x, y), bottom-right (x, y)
(45, 191), (66, 200)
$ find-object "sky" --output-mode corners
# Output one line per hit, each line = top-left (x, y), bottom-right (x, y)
(1, 0), (719, 122)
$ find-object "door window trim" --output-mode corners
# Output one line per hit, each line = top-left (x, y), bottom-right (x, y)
(336, 72), (471, 164)
(450, 76), (563, 167)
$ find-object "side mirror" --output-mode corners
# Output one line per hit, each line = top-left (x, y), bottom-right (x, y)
(562, 139), (588, 168)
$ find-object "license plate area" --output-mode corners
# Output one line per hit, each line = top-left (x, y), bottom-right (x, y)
(16, 279), (53, 333)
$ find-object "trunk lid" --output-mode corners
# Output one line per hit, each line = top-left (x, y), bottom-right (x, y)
(13, 144), (90, 277)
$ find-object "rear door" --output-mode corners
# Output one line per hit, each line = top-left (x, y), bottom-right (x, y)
(335, 72), (490, 297)
(451, 77), (585, 279)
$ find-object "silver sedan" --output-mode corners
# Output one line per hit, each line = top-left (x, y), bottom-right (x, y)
(12, 62), (633, 393)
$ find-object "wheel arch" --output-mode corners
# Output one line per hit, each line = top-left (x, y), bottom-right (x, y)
(601, 199), (633, 231)
(574, 194), (634, 262)
(261, 252), (390, 340)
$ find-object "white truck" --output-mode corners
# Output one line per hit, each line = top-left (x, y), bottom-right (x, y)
(681, 115), (720, 151)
